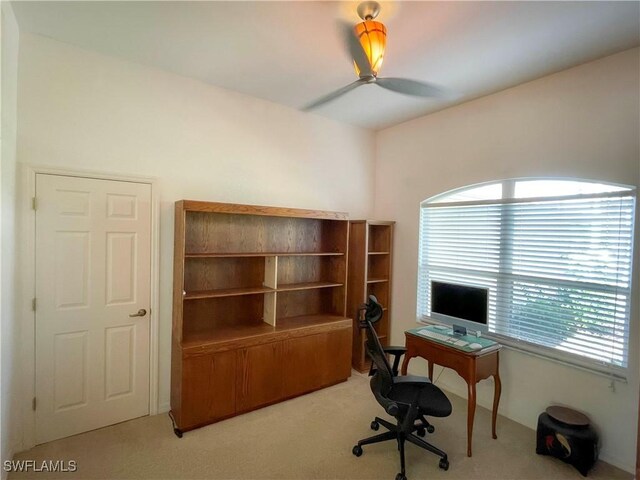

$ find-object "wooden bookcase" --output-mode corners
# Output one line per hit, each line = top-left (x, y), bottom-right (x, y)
(346, 221), (395, 372)
(171, 201), (353, 434)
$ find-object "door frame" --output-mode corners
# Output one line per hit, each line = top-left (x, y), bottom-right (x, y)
(19, 164), (161, 449)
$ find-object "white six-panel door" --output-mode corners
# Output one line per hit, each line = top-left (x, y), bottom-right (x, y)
(35, 174), (151, 444)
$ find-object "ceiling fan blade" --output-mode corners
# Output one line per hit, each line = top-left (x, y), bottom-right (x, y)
(339, 21), (373, 78)
(375, 77), (448, 98)
(303, 79), (367, 111)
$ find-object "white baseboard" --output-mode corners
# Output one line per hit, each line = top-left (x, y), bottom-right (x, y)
(598, 452), (634, 475)
(157, 402), (170, 414)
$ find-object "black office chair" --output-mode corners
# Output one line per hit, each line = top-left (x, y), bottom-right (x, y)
(366, 330), (436, 439)
(352, 295), (451, 480)
(358, 295), (449, 446)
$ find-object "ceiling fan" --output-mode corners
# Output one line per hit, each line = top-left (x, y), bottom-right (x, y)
(304, 1), (448, 110)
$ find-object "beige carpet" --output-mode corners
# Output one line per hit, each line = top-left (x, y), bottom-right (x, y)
(10, 373), (631, 480)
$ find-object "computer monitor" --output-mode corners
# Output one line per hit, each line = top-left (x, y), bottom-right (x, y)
(430, 281), (488, 334)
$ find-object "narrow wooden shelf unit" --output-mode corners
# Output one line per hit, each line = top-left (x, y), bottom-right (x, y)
(346, 220), (395, 372)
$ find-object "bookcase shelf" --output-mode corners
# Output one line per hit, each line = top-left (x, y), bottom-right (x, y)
(185, 252), (345, 258)
(276, 281), (343, 292)
(183, 286), (275, 300)
(346, 220), (395, 372)
(172, 201), (352, 433)
(366, 278), (389, 284)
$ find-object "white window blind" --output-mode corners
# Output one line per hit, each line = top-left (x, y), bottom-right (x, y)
(418, 182), (635, 377)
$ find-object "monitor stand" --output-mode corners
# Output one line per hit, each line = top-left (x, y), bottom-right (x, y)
(453, 324), (467, 336)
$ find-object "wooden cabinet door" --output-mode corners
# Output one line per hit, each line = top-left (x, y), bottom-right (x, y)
(283, 328), (352, 398)
(325, 328), (353, 383)
(181, 350), (236, 428)
(236, 342), (284, 412)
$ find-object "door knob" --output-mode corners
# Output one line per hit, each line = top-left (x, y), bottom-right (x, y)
(129, 309), (147, 317)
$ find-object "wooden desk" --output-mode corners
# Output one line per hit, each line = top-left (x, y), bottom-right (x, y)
(400, 330), (502, 457)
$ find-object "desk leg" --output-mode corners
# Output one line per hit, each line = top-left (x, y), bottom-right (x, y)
(467, 382), (476, 457)
(427, 361), (434, 381)
(400, 353), (414, 376)
(492, 373), (501, 440)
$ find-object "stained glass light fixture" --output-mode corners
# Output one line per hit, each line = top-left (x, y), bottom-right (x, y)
(353, 1), (387, 76)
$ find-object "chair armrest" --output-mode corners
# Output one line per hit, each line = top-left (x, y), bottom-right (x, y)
(384, 346), (407, 376)
(394, 375), (431, 386)
(368, 346), (407, 377)
(383, 346), (407, 355)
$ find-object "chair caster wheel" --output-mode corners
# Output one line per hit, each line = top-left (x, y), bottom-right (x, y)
(370, 421), (380, 431)
(439, 458), (449, 471)
(173, 428), (183, 438)
(395, 473), (407, 480)
(416, 427), (426, 437)
(427, 424), (435, 434)
(352, 445), (363, 457)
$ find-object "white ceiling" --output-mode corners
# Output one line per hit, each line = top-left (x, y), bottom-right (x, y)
(12, 1), (640, 130)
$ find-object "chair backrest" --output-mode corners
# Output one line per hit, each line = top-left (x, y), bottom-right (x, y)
(361, 295), (396, 413)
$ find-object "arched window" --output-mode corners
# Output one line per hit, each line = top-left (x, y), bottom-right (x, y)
(418, 178), (635, 377)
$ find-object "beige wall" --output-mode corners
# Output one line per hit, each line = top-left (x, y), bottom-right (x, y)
(16, 32), (375, 421)
(1, 2), (20, 476)
(375, 48), (640, 472)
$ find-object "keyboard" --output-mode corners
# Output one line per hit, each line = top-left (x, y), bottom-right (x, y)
(417, 329), (451, 341)
(416, 329), (470, 348)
